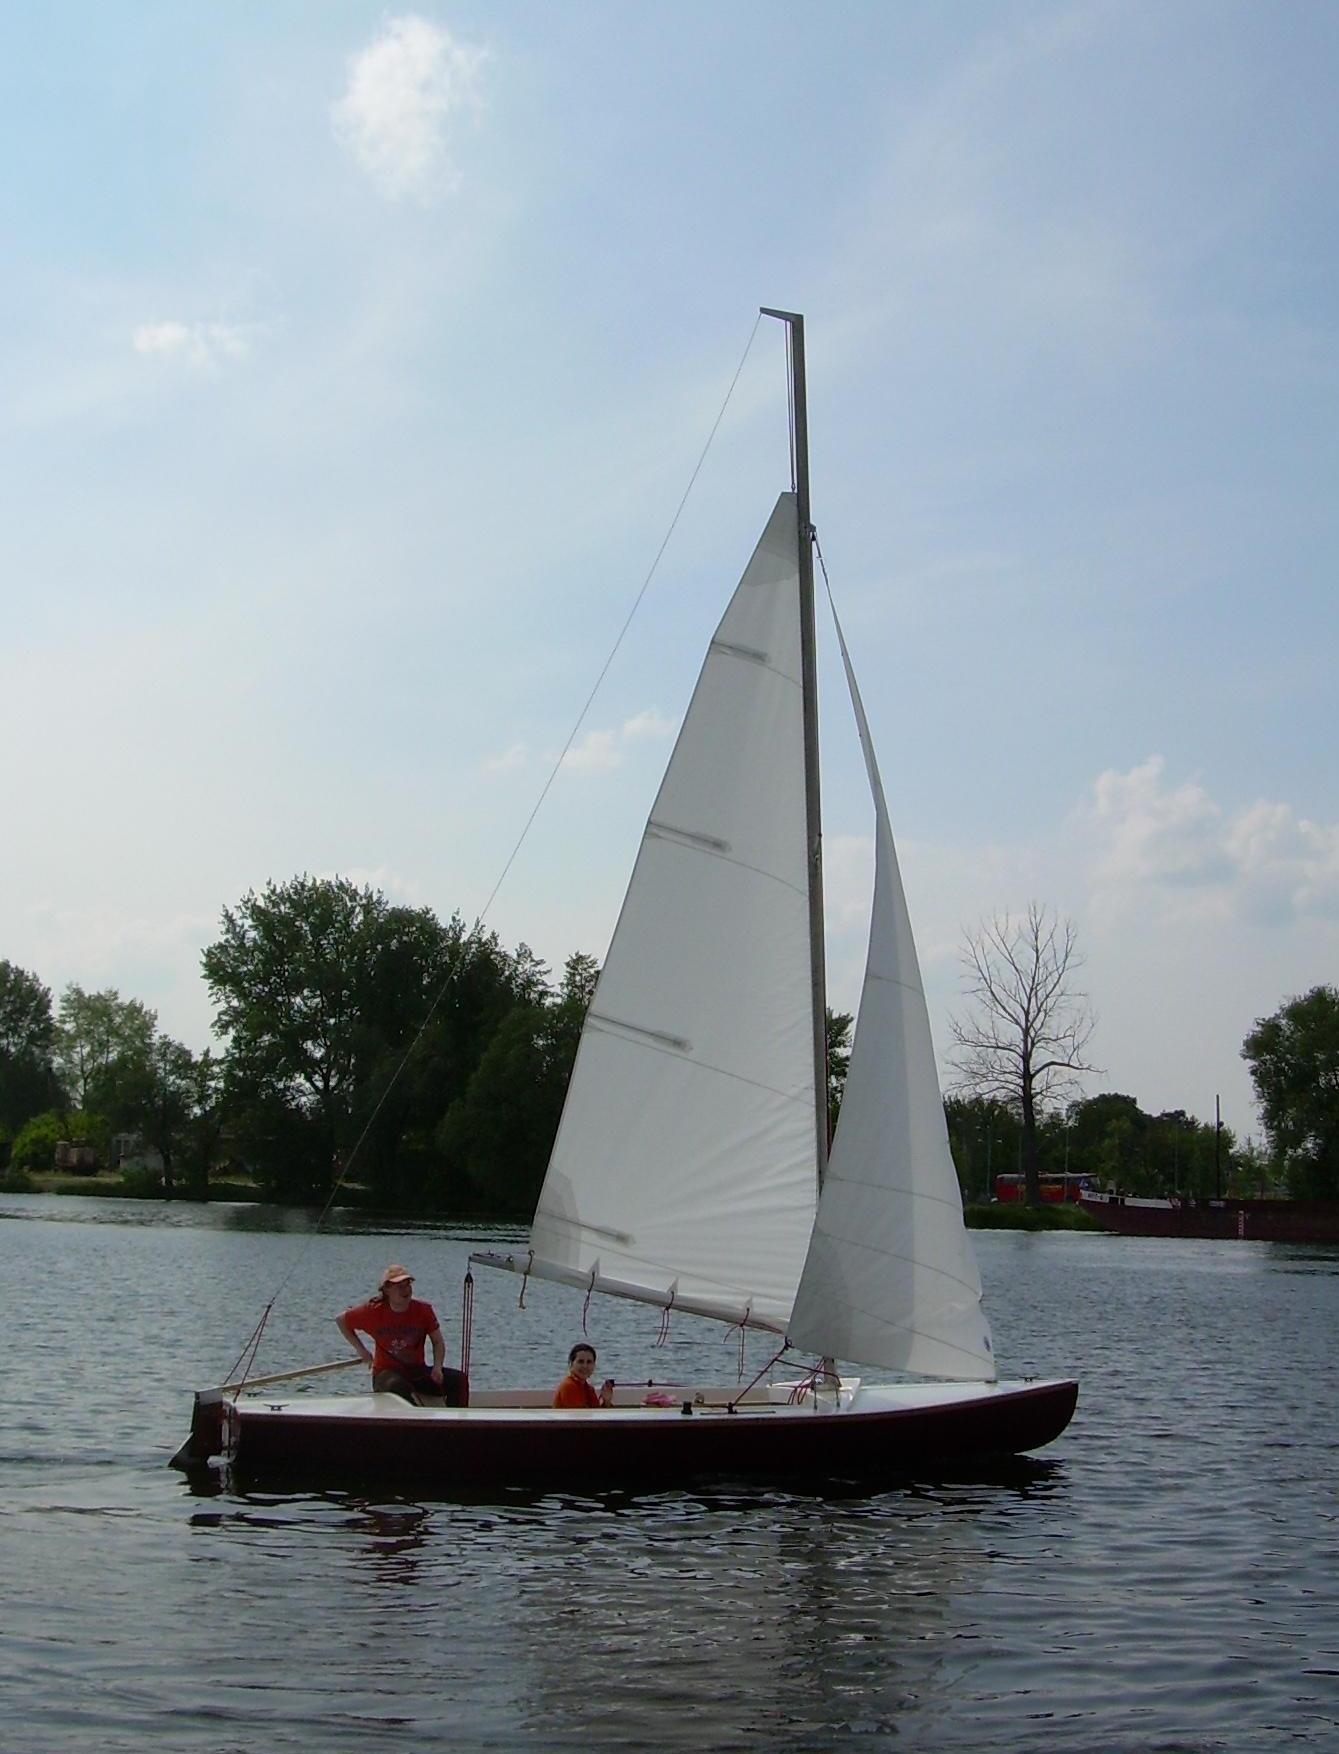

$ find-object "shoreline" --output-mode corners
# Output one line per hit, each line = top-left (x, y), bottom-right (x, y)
(3, 1173), (1101, 1232)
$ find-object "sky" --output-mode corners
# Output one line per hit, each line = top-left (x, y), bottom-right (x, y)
(2, 2), (1336, 1145)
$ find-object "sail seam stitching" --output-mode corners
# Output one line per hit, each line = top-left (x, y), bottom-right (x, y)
(709, 639), (804, 693)
(809, 1231), (984, 1298)
(583, 1018), (816, 1108)
(819, 1177), (968, 1211)
(641, 834), (809, 904)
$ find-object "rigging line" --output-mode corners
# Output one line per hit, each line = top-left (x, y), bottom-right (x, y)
(814, 531), (834, 610)
(783, 326), (798, 493)
(218, 315), (765, 1377)
(815, 531), (855, 678)
(459, 1270), (474, 1379)
(469, 310), (765, 932)
(231, 918), (493, 1334)
(728, 1341), (790, 1412)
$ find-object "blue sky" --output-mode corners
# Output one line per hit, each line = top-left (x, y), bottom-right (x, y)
(2, 2), (1335, 1143)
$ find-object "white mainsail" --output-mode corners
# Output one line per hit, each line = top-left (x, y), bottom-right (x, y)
(525, 493), (820, 1332)
(787, 614), (996, 1381)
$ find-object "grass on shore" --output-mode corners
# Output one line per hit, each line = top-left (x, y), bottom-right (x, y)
(4, 1169), (261, 1201)
(964, 1201), (1101, 1231)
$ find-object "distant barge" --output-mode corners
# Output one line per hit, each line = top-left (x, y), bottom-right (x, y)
(1080, 1193), (1339, 1244)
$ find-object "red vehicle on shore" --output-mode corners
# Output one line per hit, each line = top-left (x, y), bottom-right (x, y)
(994, 1173), (1096, 1205)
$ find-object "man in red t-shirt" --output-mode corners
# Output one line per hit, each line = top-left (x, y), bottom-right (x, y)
(337, 1264), (468, 1405)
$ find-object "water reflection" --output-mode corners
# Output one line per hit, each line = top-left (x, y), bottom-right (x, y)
(0, 1189), (532, 1245)
(334, 1501), (439, 1588)
(171, 1467), (1081, 1751)
(495, 1488), (974, 1745)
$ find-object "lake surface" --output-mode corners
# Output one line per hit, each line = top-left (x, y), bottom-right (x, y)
(2, 1193), (1336, 1752)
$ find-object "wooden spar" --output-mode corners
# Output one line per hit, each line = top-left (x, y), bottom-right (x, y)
(761, 306), (829, 1187)
(219, 1356), (364, 1393)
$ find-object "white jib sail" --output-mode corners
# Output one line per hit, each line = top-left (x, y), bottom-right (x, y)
(527, 493), (820, 1333)
(788, 612), (997, 1381)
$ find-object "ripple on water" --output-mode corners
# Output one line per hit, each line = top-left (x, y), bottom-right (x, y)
(1, 1207), (1337, 1750)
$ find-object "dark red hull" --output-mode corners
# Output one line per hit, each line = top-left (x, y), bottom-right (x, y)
(176, 1379), (1078, 1487)
(1081, 1196), (1339, 1244)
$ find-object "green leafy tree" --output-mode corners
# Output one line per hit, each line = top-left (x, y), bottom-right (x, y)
(203, 876), (546, 1205)
(1065, 1093), (1146, 1191)
(53, 985), (156, 1114)
(341, 923), (554, 1209)
(0, 961), (63, 1142)
(1242, 986), (1339, 1198)
(116, 1036), (215, 1197)
(1233, 1136), (1285, 1198)
(949, 904), (1099, 1204)
(825, 1009), (853, 1141)
(1146, 1108), (1236, 1199)
(1057, 1095), (1235, 1198)
(439, 951), (599, 1214)
(203, 876), (429, 1201)
(437, 1002), (556, 1212)
(944, 1094), (1021, 1202)
(180, 1049), (225, 1197)
(9, 1107), (104, 1173)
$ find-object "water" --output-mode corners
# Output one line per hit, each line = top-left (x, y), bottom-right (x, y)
(1, 1193), (1336, 1752)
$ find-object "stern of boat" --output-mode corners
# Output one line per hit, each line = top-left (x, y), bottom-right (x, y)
(168, 1389), (228, 1470)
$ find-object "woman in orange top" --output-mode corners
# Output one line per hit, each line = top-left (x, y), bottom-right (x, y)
(552, 1342), (614, 1408)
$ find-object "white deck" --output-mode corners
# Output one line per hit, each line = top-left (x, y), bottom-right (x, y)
(232, 1378), (1060, 1427)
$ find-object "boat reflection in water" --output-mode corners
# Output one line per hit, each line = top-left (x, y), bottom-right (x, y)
(180, 1466), (1071, 1751)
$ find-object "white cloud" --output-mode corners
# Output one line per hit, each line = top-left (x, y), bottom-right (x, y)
(1078, 756), (1339, 926)
(132, 320), (255, 369)
(330, 866), (427, 906)
(622, 709), (676, 741)
(1084, 756), (1230, 896)
(15, 900), (219, 1047)
(820, 759), (1338, 1131)
(560, 729), (621, 774)
(332, 15), (487, 204)
(481, 714), (672, 781)
(483, 741), (528, 774)
(558, 710), (676, 775)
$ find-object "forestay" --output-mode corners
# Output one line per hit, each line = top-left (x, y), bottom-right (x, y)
(787, 613), (996, 1381)
(522, 493), (820, 1332)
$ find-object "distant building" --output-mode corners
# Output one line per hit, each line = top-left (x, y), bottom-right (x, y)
(109, 1132), (165, 1175)
(54, 1140), (99, 1173)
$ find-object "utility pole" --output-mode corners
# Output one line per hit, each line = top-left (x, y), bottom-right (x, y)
(1214, 1094), (1222, 1199)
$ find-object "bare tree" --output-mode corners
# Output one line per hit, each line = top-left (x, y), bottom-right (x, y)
(949, 903), (1099, 1204)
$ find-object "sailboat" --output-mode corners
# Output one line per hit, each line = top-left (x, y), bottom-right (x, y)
(175, 312), (1076, 1483)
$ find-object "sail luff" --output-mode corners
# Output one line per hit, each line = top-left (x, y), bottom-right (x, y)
(525, 493), (820, 1334)
(787, 609), (997, 1382)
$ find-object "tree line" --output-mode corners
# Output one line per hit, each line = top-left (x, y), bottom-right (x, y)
(946, 1092), (1251, 1203)
(1, 881), (1336, 1209)
(944, 903), (1339, 1203)
(0, 876), (596, 1214)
